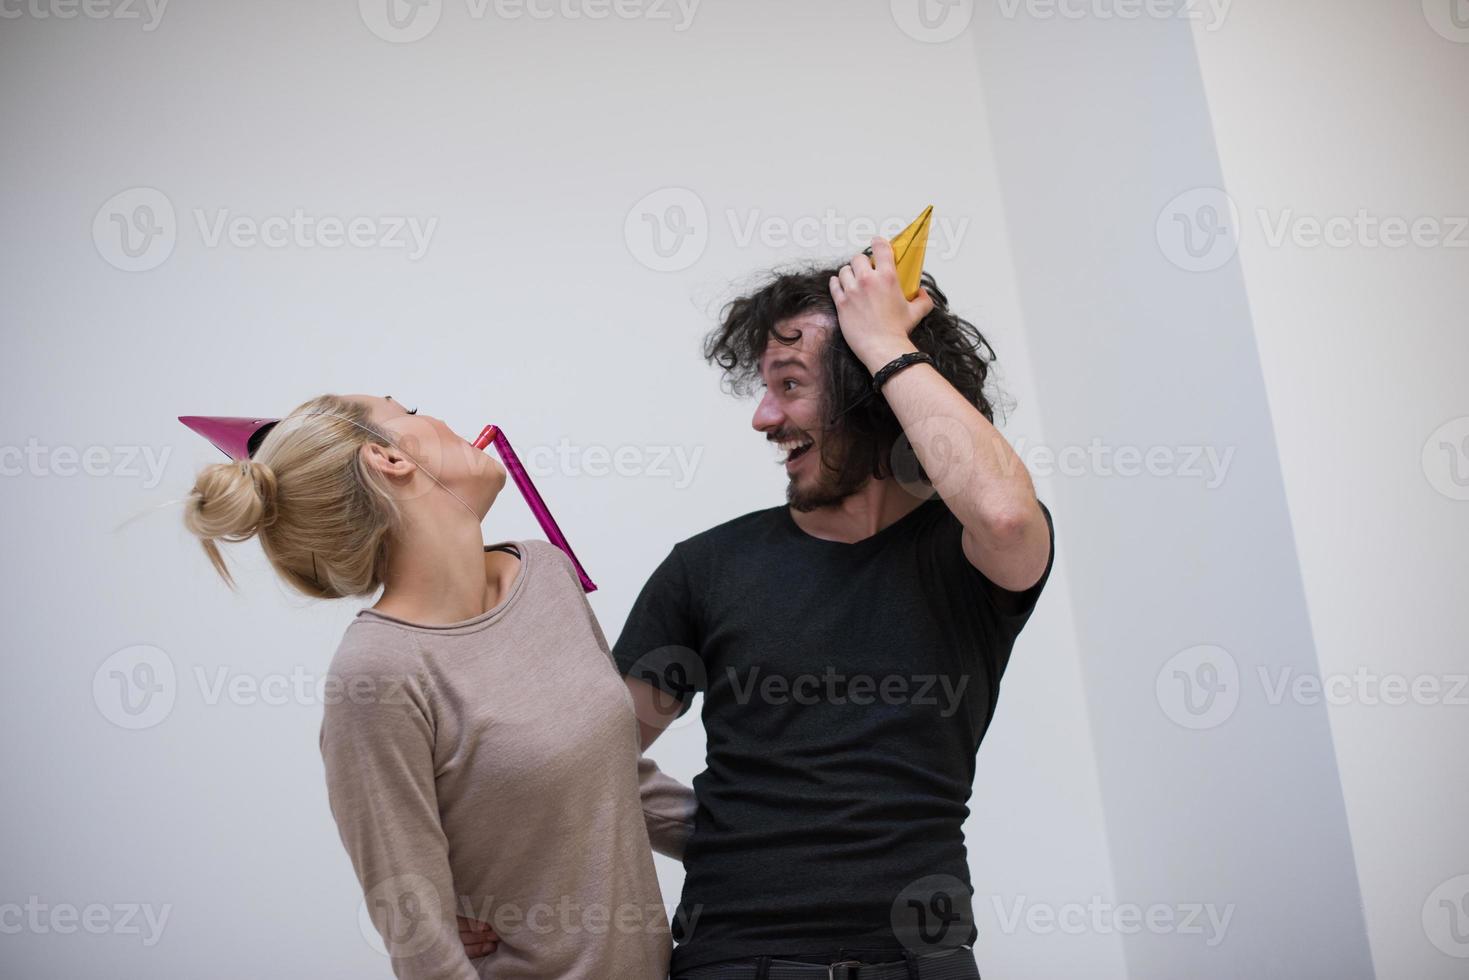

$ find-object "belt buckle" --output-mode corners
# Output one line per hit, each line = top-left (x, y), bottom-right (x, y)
(827, 960), (862, 980)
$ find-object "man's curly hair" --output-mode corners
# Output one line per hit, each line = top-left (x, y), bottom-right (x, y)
(704, 264), (1000, 496)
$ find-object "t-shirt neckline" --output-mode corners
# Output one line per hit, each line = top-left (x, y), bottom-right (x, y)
(354, 540), (531, 633)
(779, 495), (939, 548)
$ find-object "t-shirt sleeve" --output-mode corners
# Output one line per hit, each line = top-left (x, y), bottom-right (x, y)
(319, 640), (478, 980)
(948, 498), (1056, 638)
(611, 545), (705, 719)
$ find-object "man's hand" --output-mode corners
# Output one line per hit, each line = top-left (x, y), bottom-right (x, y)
(458, 915), (499, 959)
(830, 237), (935, 371)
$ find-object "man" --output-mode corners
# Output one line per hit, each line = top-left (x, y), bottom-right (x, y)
(615, 238), (1056, 980)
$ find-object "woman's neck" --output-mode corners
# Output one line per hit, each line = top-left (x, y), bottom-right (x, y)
(372, 510), (519, 626)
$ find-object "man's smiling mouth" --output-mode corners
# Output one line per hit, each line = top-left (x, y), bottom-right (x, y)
(774, 436), (814, 465)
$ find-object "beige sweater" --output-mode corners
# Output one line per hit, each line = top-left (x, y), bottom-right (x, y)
(320, 540), (695, 980)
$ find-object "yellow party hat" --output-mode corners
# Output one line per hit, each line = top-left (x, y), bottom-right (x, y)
(864, 205), (933, 300)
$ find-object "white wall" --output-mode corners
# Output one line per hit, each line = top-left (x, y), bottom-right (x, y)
(967, 5), (1374, 977)
(1192, 3), (1469, 977)
(0, 3), (1121, 978)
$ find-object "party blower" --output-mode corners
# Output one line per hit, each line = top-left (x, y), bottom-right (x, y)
(473, 424), (596, 593)
(178, 413), (596, 593)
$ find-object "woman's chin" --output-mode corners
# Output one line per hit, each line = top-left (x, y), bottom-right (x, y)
(476, 478), (508, 520)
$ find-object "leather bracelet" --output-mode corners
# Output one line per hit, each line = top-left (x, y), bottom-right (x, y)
(871, 351), (933, 393)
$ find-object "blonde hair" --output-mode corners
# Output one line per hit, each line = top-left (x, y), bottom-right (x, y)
(183, 394), (401, 598)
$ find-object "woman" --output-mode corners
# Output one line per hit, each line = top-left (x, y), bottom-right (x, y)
(182, 392), (693, 979)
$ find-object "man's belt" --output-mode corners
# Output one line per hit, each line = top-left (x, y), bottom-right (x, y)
(676, 946), (978, 980)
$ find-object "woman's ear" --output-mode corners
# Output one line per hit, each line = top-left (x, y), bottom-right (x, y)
(360, 440), (416, 480)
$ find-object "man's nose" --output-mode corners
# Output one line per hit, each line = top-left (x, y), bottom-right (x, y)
(751, 390), (783, 433)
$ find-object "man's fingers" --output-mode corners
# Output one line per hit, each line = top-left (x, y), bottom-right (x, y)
(912, 286), (935, 319)
(868, 236), (895, 271)
(838, 263), (858, 292)
(829, 274), (845, 304)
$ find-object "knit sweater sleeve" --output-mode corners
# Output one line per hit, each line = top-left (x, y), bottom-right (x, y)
(319, 634), (479, 980)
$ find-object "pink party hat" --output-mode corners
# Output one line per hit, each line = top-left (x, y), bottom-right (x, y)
(178, 415), (280, 460)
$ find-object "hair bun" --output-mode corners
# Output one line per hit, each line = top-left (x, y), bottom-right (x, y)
(184, 458), (278, 545)
(244, 459), (279, 524)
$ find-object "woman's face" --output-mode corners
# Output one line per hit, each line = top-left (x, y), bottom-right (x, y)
(352, 394), (507, 519)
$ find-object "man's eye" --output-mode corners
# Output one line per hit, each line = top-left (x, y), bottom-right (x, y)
(783, 379), (798, 392)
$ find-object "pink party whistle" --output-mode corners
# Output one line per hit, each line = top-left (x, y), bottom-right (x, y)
(474, 424), (597, 593)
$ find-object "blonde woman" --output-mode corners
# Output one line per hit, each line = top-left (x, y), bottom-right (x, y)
(181, 393), (694, 980)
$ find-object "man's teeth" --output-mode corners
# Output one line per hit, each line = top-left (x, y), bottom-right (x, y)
(775, 438), (813, 461)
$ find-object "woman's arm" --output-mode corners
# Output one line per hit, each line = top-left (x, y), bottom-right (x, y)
(319, 657), (484, 980)
(636, 752), (696, 861)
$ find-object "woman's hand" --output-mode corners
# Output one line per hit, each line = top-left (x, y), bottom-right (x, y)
(457, 915), (499, 958)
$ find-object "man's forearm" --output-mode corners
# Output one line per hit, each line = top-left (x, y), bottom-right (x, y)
(858, 340), (1035, 530)
(829, 237), (1049, 589)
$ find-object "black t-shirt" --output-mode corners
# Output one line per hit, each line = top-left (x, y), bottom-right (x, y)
(611, 495), (1055, 973)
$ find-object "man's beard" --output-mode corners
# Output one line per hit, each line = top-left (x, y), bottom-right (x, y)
(786, 438), (868, 512)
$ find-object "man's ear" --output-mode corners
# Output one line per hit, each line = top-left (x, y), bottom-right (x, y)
(360, 440), (416, 480)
